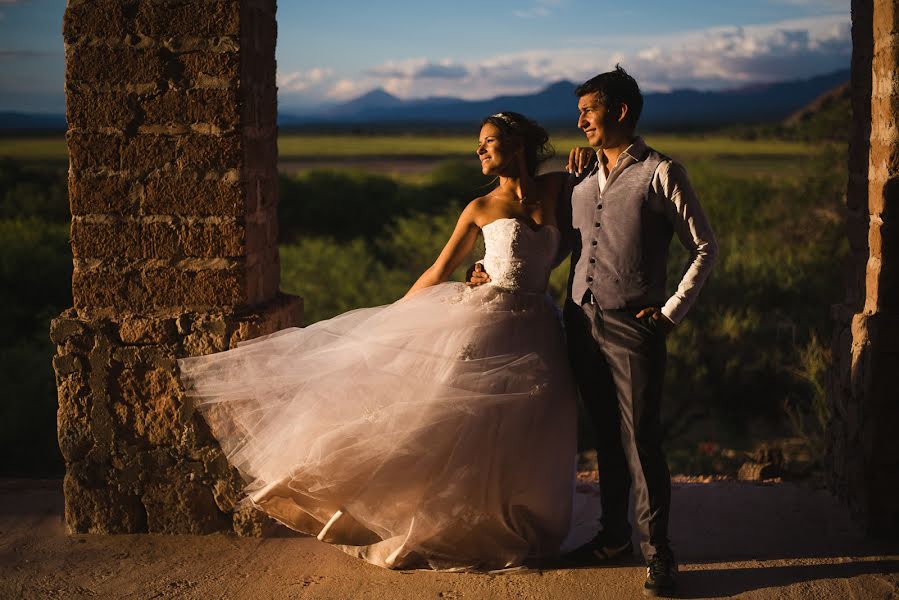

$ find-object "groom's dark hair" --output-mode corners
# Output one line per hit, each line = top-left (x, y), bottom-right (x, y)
(575, 65), (643, 129)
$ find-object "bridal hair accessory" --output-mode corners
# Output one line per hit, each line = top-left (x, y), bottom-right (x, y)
(491, 113), (516, 126)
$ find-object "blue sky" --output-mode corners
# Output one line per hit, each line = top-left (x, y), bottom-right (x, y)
(0, 0), (850, 113)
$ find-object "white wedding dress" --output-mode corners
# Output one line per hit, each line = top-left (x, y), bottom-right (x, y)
(178, 218), (587, 570)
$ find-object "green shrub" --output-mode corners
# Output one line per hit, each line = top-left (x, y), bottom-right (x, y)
(0, 217), (71, 476)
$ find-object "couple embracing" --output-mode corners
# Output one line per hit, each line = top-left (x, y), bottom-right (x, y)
(179, 66), (718, 597)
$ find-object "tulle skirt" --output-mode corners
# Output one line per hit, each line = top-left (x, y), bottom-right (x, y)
(178, 282), (581, 570)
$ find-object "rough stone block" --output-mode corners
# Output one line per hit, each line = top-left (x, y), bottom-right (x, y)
(63, 0), (133, 42)
(869, 217), (899, 261)
(180, 51), (240, 83)
(122, 135), (179, 172)
(69, 174), (139, 216)
(56, 292), (302, 534)
(67, 45), (164, 84)
(142, 89), (241, 129)
(136, 1), (240, 38)
(865, 254), (899, 309)
(142, 476), (230, 534)
(67, 87), (135, 130)
(230, 294), (304, 345)
(232, 505), (275, 537)
(111, 365), (183, 447)
(67, 131), (121, 172)
(117, 317), (179, 345)
(64, 473), (147, 534)
(50, 312), (90, 346)
(873, 0), (899, 38)
(143, 177), (245, 217)
(176, 133), (242, 171)
(73, 265), (252, 311)
(71, 218), (141, 259)
(180, 219), (247, 257)
(153, 267), (249, 309)
(56, 371), (93, 462)
(52, 353), (86, 377)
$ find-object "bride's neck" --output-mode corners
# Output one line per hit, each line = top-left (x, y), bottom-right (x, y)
(497, 173), (534, 203)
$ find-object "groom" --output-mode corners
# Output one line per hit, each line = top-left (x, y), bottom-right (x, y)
(472, 66), (717, 597)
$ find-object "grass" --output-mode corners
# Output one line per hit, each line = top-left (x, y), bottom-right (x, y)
(0, 132), (830, 162)
(0, 138), (68, 161)
(0, 132), (834, 184)
(281, 134), (827, 161)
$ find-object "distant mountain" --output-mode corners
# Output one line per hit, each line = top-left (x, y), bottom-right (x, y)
(331, 88), (406, 113)
(0, 112), (67, 132)
(280, 69), (851, 131)
(2, 70), (852, 133)
(784, 82), (849, 126)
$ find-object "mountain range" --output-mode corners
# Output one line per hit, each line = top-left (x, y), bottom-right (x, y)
(0, 69), (850, 132)
(280, 69), (851, 131)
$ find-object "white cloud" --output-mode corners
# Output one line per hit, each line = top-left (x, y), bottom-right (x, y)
(281, 14), (850, 105)
(277, 67), (334, 93)
(326, 79), (370, 100)
(366, 58), (469, 80)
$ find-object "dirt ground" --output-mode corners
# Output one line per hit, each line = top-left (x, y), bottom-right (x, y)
(1, 479), (897, 600)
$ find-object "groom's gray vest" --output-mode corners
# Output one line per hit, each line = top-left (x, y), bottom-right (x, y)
(569, 144), (674, 309)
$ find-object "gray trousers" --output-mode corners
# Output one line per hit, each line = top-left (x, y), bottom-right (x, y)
(563, 297), (671, 559)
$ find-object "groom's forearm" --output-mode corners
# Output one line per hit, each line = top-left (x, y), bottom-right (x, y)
(659, 162), (718, 325)
(661, 235), (718, 324)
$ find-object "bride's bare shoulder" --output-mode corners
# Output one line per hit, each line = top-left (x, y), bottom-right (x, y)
(463, 194), (497, 225)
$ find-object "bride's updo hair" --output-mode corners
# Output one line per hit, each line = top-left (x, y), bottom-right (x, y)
(481, 111), (554, 177)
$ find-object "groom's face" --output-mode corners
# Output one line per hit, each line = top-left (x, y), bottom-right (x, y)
(577, 92), (616, 149)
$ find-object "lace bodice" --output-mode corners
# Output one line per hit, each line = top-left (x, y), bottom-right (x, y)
(481, 218), (560, 293)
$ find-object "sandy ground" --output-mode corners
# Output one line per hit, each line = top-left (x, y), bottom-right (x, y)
(1, 479), (897, 600)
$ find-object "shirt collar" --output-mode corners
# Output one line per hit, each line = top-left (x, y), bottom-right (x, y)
(622, 136), (649, 162)
(596, 136), (648, 170)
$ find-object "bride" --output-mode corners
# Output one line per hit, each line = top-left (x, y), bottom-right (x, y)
(178, 112), (583, 571)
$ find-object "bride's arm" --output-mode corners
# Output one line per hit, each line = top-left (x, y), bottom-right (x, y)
(404, 201), (482, 297)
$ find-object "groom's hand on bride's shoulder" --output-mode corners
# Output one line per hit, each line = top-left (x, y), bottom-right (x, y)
(636, 307), (675, 334)
(567, 146), (596, 176)
(465, 262), (491, 287)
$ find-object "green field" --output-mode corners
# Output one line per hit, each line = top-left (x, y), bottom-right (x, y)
(0, 133), (828, 162)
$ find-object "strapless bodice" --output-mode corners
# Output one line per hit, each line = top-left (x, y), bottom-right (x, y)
(481, 218), (560, 294)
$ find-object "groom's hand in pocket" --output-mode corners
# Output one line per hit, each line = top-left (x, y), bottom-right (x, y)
(465, 262), (491, 287)
(636, 307), (675, 334)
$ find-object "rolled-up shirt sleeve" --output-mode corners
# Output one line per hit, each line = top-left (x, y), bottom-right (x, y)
(656, 161), (718, 324)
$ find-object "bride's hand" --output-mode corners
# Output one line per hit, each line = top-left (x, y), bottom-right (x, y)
(465, 262), (491, 287)
(567, 147), (596, 176)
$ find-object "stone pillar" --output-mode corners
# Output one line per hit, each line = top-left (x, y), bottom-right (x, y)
(53, 0), (302, 534)
(828, 0), (899, 538)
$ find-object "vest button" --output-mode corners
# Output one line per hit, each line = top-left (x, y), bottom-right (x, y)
(597, 204), (603, 210)
(587, 276), (594, 283)
(595, 222), (601, 228)
(589, 258), (596, 264)
(591, 240), (597, 246)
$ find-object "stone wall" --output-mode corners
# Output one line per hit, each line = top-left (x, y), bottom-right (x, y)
(828, 0), (899, 538)
(54, 0), (302, 534)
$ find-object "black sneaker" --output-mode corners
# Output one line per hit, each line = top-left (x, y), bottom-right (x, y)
(643, 549), (677, 597)
(563, 531), (633, 565)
